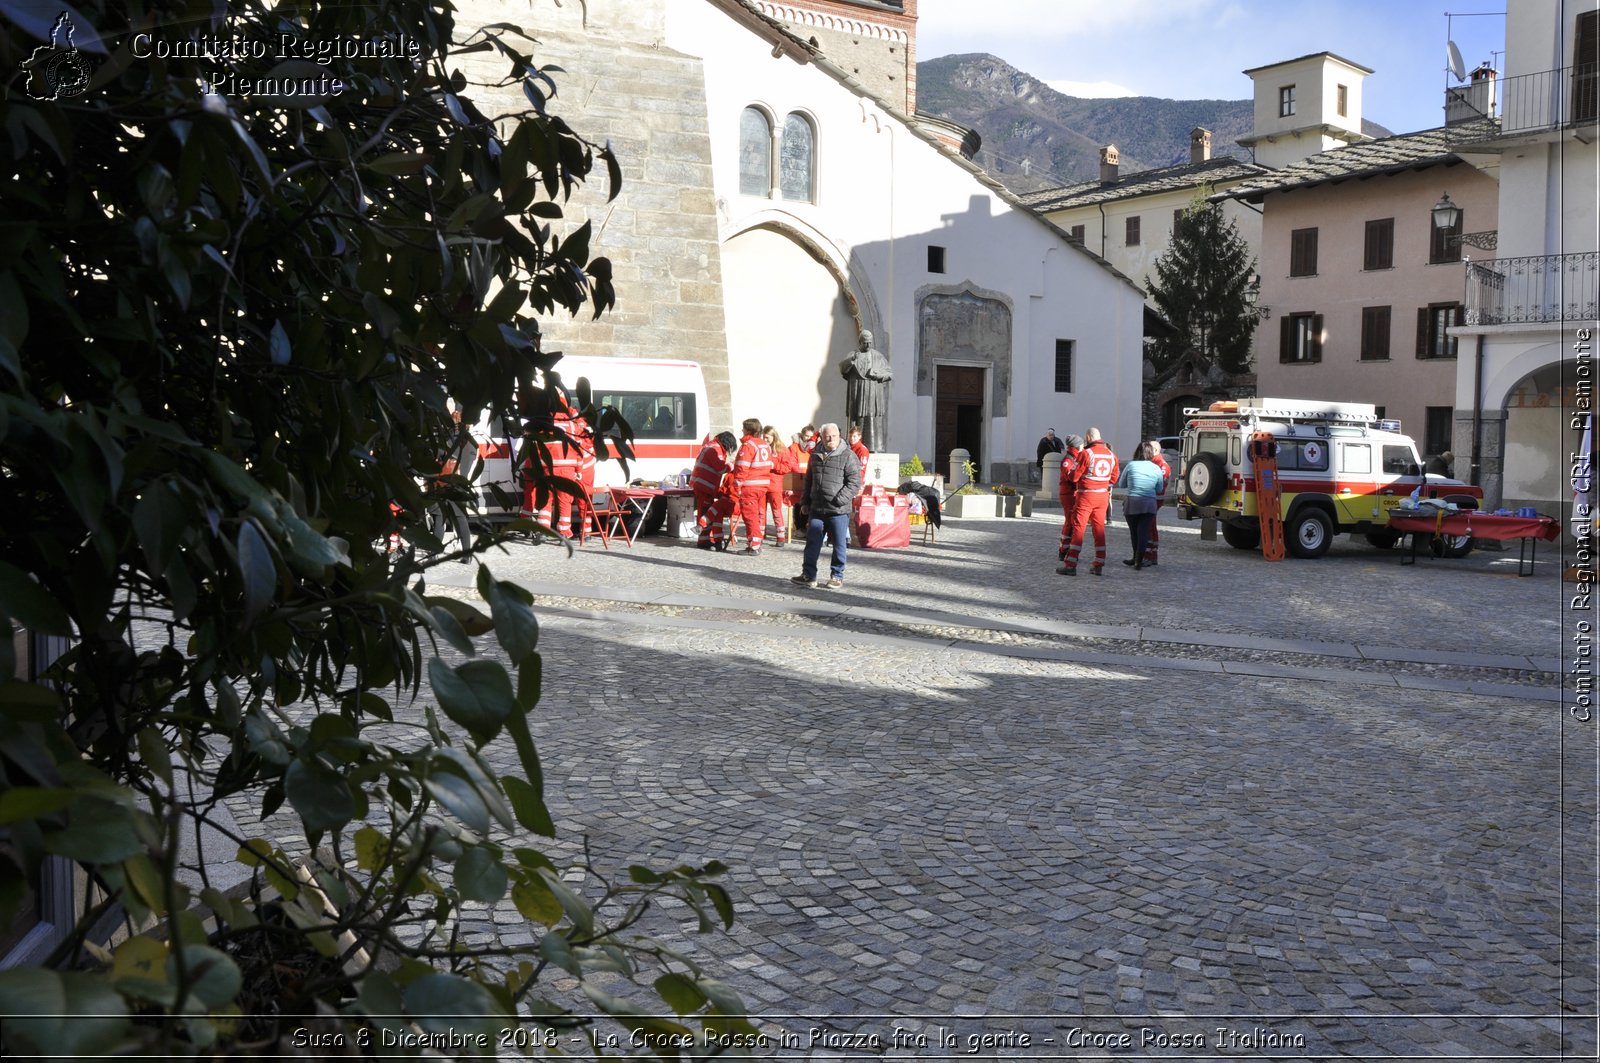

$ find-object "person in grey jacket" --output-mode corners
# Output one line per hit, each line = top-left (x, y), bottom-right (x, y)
(791, 422), (862, 589)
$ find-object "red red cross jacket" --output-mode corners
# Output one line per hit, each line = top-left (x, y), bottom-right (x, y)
(1069, 440), (1120, 494)
(691, 440), (732, 494)
(733, 435), (774, 489)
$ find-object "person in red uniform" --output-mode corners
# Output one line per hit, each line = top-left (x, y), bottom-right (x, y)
(763, 426), (793, 547)
(1056, 434), (1085, 563)
(848, 423), (870, 489)
(1143, 438), (1171, 566)
(691, 431), (737, 550)
(523, 394), (590, 539)
(732, 418), (775, 554)
(1059, 426), (1119, 576)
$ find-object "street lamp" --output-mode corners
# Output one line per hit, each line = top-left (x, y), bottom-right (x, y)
(1430, 191), (1498, 251)
(1244, 272), (1269, 320)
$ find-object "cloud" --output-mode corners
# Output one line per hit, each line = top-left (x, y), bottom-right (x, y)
(1045, 79), (1139, 98)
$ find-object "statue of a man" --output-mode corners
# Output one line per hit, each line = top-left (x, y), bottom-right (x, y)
(839, 329), (892, 452)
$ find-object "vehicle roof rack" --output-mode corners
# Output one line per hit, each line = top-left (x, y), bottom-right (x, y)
(1183, 397), (1380, 424)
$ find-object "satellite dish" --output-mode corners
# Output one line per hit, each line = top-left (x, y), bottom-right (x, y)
(1447, 40), (1467, 82)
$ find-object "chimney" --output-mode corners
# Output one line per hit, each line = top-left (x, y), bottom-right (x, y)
(1446, 63), (1498, 125)
(1099, 144), (1120, 184)
(1190, 127), (1213, 164)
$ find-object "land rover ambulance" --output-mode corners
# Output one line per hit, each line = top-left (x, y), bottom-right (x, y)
(467, 357), (711, 528)
(1176, 398), (1483, 558)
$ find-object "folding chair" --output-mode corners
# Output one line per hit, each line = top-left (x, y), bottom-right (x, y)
(580, 489), (633, 548)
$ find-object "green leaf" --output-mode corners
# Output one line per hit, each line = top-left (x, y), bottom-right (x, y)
(428, 657), (514, 745)
(168, 944), (242, 1009)
(427, 605), (475, 657)
(0, 786), (76, 824)
(511, 873), (562, 927)
(538, 869), (594, 936)
(269, 319), (291, 365)
(654, 972), (707, 1015)
(423, 770), (489, 836)
(0, 561), (70, 635)
(236, 519), (277, 623)
(484, 577), (539, 662)
(0, 679), (62, 722)
(284, 758), (355, 833)
(362, 152), (432, 175)
(0, 969), (129, 1057)
(353, 825), (389, 872)
(44, 797), (142, 863)
(502, 775), (554, 838)
(454, 845), (508, 903)
(402, 974), (497, 1041)
(132, 482), (186, 576)
(423, 595), (493, 636)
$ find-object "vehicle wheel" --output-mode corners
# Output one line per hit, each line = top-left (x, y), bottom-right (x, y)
(1221, 522), (1261, 550)
(1442, 493), (1479, 511)
(1365, 530), (1401, 549)
(1432, 533), (1474, 559)
(1285, 507), (1334, 559)
(1184, 453), (1227, 505)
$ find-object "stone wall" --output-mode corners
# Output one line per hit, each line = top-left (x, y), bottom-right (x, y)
(456, 3), (733, 425)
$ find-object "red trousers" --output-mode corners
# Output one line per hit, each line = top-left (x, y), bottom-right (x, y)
(764, 484), (788, 544)
(694, 487), (732, 544)
(1064, 491), (1110, 569)
(1058, 490), (1078, 559)
(736, 485), (769, 548)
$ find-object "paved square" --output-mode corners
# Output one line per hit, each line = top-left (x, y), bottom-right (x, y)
(327, 512), (1600, 1056)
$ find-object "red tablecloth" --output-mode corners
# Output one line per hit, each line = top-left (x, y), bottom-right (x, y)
(1388, 512), (1561, 541)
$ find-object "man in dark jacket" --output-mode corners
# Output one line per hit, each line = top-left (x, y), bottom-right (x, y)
(790, 422), (862, 589)
(1036, 428), (1064, 471)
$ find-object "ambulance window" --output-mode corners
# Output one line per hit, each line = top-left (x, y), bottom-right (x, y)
(1381, 445), (1415, 475)
(594, 390), (697, 439)
(1340, 443), (1372, 474)
(1194, 431), (1228, 457)
(1230, 436), (1242, 466)
(1278, 440), (1327, 471)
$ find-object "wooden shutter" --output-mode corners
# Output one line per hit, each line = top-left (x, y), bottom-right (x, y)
(1576, 11), (1599, 124)
(1280, 316), (1293, 362)
(1364, 219), (1393, 270)
(1290, 228), (1318, 275)
(1416, 307), (1431, 357)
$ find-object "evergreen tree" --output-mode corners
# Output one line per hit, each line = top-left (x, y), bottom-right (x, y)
(1148, 198), (1260, 375)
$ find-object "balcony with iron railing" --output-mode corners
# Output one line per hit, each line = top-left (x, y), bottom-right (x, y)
(1453, 61), (1599, 140)
(1464, 251), (1600, 325)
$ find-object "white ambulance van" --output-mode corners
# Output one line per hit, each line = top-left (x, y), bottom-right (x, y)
(467, 357), (711, 523)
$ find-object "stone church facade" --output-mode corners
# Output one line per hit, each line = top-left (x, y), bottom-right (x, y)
(459, 0), (1147, 480)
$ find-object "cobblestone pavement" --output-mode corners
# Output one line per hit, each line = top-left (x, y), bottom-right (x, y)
(265, 511), (1600, 1058)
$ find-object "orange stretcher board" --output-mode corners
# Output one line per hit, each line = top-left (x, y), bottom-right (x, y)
(1250, 432), (1285, 561)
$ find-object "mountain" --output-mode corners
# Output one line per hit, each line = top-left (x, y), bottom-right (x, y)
(915, 54), (1390, 194)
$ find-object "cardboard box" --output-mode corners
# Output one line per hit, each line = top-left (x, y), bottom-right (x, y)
(665, 494), (698, 538)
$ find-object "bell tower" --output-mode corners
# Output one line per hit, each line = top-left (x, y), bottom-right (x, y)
(751, 0), (920, 114)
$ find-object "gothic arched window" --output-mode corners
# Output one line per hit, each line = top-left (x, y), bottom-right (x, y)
(739, 106), (772, 197)
(780, 111), (815, 202)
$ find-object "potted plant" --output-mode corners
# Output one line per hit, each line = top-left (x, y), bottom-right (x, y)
(897, 453), (943, 495)
(944, 461), (1000, 518)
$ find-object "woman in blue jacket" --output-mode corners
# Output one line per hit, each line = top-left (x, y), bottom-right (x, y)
(1117, 442), (1168, 570)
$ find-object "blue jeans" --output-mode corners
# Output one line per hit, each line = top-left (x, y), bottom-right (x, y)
(801, 513), (850, 580)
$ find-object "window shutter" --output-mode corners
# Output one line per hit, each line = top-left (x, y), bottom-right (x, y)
(1280, 316), (1293, 362)
(1311, 314), (1324, 362)
(1381, 221), (1393, 267)
(1416, 307), (1430, 357)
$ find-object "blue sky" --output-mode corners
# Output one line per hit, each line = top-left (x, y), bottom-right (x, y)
(914, 0), (1507, 136)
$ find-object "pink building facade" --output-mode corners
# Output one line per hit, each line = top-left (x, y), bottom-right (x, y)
(1239, 135), (1499, 458)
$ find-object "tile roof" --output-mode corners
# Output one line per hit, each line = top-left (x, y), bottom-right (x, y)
(1018, 157), (1271, 212)
(1215, 119), (1499, 201)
